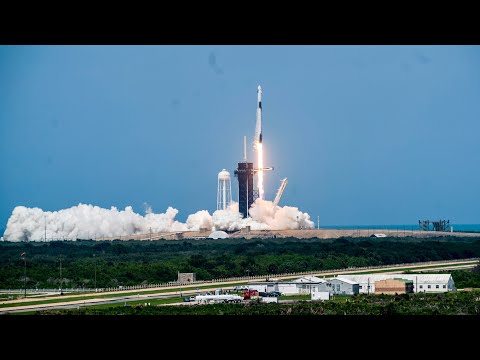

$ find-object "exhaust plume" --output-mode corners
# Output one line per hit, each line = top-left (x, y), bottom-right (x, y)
(4, 200), (314, 242)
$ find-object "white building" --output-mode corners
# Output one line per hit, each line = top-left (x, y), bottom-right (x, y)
(337, 274), (456, 294)
(208, 231), (229, 239)
(291, 276), (328, 295)
(247, 276), (360, 296)
(327, 278), (360, 296)
(247, 282), (277, 293)
(248, 276), (327, 295)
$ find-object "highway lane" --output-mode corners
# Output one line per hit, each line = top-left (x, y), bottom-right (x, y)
(1, 293), (192, 314)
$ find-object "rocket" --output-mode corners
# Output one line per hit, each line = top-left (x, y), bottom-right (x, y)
(254, 85), (262, 146)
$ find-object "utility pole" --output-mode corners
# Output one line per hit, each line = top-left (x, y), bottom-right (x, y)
(317, 215), (320, 230)
(59, 256), (63, 295)
(149, 227), (152, 241)
(93, 254), (97, 291)
(22, 252), (27, 298)
(44, 216), (47, 242)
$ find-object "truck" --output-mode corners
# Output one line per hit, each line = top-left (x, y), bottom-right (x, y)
(242, 289), (259, 300)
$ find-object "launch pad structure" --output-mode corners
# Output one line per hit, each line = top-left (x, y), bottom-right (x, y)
(234, 161), (255, 218)
(419, 219), (451, 232)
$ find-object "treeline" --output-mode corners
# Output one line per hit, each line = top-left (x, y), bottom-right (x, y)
(446, 268), (480, 289)
(0, 236), (479, 289)
(40, 291), (480, 315)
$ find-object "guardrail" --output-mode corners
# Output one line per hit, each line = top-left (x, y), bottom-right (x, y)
(2, 257), (477, 295)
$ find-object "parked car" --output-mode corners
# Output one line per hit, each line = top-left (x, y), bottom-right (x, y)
(268, 291), (283, 297)
(183, 296), (196, 302)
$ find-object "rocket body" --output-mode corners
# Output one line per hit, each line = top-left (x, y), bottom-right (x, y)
(254, 85), (262, 146)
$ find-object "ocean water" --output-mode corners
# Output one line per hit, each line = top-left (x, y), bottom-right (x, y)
(320, 224), (480, 232)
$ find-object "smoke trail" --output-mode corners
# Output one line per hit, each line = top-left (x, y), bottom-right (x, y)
(257, 142), (264, 199)
(3, 200), (314, 242)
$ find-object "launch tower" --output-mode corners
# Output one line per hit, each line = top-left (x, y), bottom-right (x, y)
(234, 136), (254, 218)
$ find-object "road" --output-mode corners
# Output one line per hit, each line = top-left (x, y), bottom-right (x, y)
(1, 293), (198, 314)
(0, 258), (476, 314)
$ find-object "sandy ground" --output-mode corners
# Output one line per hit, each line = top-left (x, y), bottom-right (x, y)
(97, 229), (479, 241)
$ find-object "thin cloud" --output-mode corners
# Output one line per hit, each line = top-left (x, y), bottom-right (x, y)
(414, 50), (431, 64)
(208, 52), (224, 75)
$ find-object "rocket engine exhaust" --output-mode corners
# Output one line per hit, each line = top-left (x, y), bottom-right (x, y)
(254, 85), (271, 200)
(257, 142), (264, 199)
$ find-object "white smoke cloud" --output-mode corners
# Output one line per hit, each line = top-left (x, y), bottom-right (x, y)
(211, 202), (247, 231)
(249, 199), (314, 230)
(185, 210), (213, 232)
(4, 200), (314, 242)
(143, 202), (153, 215)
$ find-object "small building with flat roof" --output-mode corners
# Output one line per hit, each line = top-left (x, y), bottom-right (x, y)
(248, 276), (360, 296)
(337, 274), (455, 294)
(327, 278), (360, 296)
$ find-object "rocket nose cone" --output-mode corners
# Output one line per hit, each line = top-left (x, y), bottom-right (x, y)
(257, 85), (261, 92)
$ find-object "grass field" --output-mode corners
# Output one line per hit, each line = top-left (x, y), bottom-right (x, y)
(86, 297), (184, 309)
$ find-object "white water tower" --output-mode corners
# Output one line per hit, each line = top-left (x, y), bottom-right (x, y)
(217, 169), (233, 210)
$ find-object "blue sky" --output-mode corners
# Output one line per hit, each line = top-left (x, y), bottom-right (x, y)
(1, 45), (479, 229)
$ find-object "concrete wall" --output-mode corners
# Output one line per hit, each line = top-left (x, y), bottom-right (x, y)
(277, 283), (299, 295)
(374, 279), (412, 295)
(177, 272), (196, 283)
(312, 291), (330, 300)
